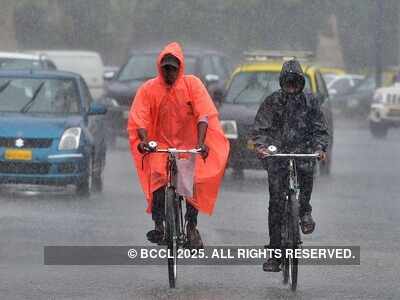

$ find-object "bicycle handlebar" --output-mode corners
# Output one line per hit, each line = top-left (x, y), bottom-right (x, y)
(153, 148), (202, 154)
(268, 153), (319, 158)
(259, 145), (320, 159)
(145, 141), (202, 154)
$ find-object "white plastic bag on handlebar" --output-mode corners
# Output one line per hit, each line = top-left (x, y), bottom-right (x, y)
(176, 154), (196, 198)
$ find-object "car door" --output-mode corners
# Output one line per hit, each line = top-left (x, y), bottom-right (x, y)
(200, 55), (216, 86)
(315, 70), (333, 145)
(80, 78), (105, 155)
(211, 55), (230, 85)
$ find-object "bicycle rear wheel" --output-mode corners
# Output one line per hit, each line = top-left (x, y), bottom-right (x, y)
(165, 187), (178, 288)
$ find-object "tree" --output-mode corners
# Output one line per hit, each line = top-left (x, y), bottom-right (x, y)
(0, 0), (17, 50)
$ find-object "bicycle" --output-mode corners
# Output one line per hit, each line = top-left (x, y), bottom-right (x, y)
(145, 141), (203, 288)
(264, 146), (319, 291)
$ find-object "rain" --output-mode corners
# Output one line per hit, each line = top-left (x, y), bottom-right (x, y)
(0, 1), (399, 299)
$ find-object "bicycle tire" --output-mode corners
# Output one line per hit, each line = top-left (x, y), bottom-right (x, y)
(282, 255), (289, 284)
(289, 191), (300, 248)
(291, 256), (298, 291)
(289, 191), (300, 291)
(282, 196), (290, 284)
(165, 187), (178, 288)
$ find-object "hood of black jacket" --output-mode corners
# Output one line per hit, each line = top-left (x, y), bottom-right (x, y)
(279, 59), (306, 92)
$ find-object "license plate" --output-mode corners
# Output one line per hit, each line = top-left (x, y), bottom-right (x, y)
(4, 149), (32, 161)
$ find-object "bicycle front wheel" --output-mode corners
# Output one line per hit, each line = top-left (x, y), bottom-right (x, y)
(282, 196), (290, 285)
(289, 190), (300, 291)
(165, 187), (178, 288)
(282, 255), (290, 285)
(290, 255), (298, 291)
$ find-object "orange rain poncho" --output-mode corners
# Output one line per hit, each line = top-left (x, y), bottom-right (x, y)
(127, 42), (229, 215)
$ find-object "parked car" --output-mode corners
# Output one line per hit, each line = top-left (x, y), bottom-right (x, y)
(327, 74), (365, 98)
(322, 73), (338, 87)
(0, 70), (107, 197)
(104, 47), (232, 145)
(26, 50), (105, 99)
(0, 52), (56, 70)
(219, 51), (334, 178)
(320, 67), (346, 86)
(369, 83), (400, 138)
(103, 65), (119, 80)
(332, 76), (376, 117)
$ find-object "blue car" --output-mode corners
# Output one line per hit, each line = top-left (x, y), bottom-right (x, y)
(0, 70), (107, 196)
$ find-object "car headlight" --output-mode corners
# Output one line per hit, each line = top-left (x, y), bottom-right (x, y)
(220, 120), (238, 139)
(59, 127), (82, 150)
(108, 98), (119, 107)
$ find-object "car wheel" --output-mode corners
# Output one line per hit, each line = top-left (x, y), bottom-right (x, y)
(76, 156), (92, 197)
(369, 121), (388, 139)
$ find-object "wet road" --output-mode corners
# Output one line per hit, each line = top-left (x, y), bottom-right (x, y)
(0, 118), (399, 299)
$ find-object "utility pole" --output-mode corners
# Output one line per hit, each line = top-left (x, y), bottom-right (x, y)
(375, 0), (384, 88)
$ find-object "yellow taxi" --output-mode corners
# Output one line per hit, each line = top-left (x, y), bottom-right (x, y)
(218, 51), (334, 177)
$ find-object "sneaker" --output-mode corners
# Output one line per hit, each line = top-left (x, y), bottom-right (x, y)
(146, 221), (164, 244)
(300, 212), (316, 234)
(185, 223), (204, 249)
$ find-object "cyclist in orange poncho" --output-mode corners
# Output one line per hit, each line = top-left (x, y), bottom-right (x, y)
(127, 42), (229, 247)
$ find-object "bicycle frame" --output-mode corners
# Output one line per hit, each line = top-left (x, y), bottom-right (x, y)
(269, 153), (318, 203)
(166, 152), (178, 188)
(154, 147), (202, 186)
(166, 152), (185, 245)
(288, 159), (297, 194)
(266, 152), (318, 291)
(156, 149), (199, 238)
(147, 144), (202, 288)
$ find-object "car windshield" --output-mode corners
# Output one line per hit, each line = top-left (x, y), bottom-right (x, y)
(0, 77), (81, 114)
(354, 76), (376, 92)
(322, 74), (337, 86)
(225, 71), (312, 104)
(117, 54), (197, 81)
(0, 58), (42, 70)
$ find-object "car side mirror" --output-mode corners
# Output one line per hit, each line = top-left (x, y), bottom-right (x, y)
(316, 94), (327, 105)
(88, 102), (107, 115)
(213, 89), (226, 107)
(98, 97), (119, 108)
(103, 71), (115, 81)
(205, 74), (220, 84)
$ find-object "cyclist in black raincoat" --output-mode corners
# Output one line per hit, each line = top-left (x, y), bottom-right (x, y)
(252, 59), (329, 272)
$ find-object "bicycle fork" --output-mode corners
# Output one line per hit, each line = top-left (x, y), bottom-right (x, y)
(284, 159), (302, 247)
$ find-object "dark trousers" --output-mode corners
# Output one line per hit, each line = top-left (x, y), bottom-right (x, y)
(265, 162), (314, 248)
(152, 186), (198, 225)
